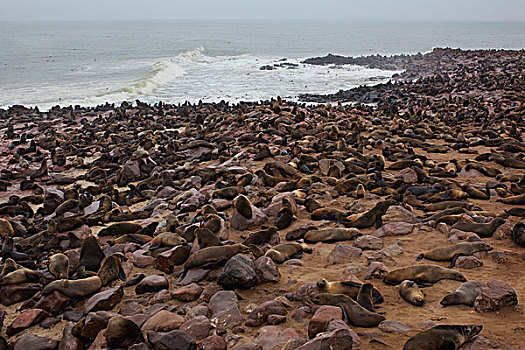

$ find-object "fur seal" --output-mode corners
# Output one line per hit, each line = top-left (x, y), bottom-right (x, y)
(451, 217), (505, 238)
(0, 219), (14, 239)
(314, 293), (385, 327)
(72, 236), (105, 274)
(344, 200), (395, 229)
(233, 194), (253, 219)
(150, 231), (186, 250)
(0, 268), (41, 285)
(242, 226), (278, 246)
(183, 243), (251, 271)
(195, 228), (221, 248)
(0, 258), (17, 277)
(1, 237), (29, 261)
(384, 264), (466, 285)
(275, 197), (294, 230)
(97, 253), (127, 286)
(498, 193), (525, 204)
(49, 253), (69, 279)
(416, 241), (492, 267)
(304, 227), (361, 243)
(403, 325), (482, 350)
(105, 315), (143, 349)
(265, 242), (312, 263)
(399, 280), (425, 306)
(42, 276), (102, 298)
(356, 282), (376, 312)
(285, 226), (317, 241)
(316, 278), (384, 304)
(424, 201), (472, 212)
(440, 281), (486, 307)
(512, 222), (525, 247)
(98, 222), (143, 236)
(311, 208), (348, 221)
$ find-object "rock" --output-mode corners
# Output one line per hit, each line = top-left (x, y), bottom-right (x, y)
(74, 311), (112, 343)
(459, 335), (513, 350)
(180, 315), (212, 340)
(120, 301), (143, 316)
(208, 291), (244, 328)
(246, 300), (288, 327)
(153, 245), (191, 274)
(374, 222), (414, 237)
(254, 326), (301, 350)
(142, 310), (185, 332)
(378, 320), (411, 334)
(307, 305), (343, 338)
(0, 283), (42, 306)
(120, 160), (142, 184)
(266, 193), (298, 217)
(58, 322), (85, 350)
(84, 287), (123, 314)
(254, 256), (280, 283)
(14, 334), (59, 350)
(327, 244), (362, 264)
(354, 235), (383, 250)
(152, 289), (171, 304)
(133, 249), (155, 267)
(474, 280), (518, 313)
(459, 168), (485, 177)
(129, 344), (149, 350)
(417, 320), (437, 329)
(494, 220), (513, 240)
(267, 314), (286, 325)
(34, 290), (70, 315)
(178, 267), (210, 285)
(286, 282), (320, 303)
(397, 168), (418, 183)
(326, 319), (361, 347)
(198, 335), (227, 350)
(455, 256), (483, 269)
(89, 328), (108, 349)
(136, 275), (169, 294)
(437, 222), (450, 235)
(382, 205), (420, 224)
(40, 317), (61, 329)
(489, 250), (514, 264)
(230, 206), (267, 231)
(448, 229), (481, 243)
(231, 343), (262, 350)
(319, 159), (331, 176)
(124, 273), (146, 287)
(147, 330), (197, 350)
(343, 263), (366, 276)
(364, 262), (389, 280)
(0, 310), (4, 331)
(171, 283), (203, 301)
(200, 283), (223, 303)
(218, 254), (257, 289)
(7, 308), (50, 336)
(296, 329), (354, 350)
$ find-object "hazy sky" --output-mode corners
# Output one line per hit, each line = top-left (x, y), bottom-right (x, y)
(1, 0), (524, 22)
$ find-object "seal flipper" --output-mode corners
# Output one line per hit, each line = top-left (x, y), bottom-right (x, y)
(416, 253), (424, 261)
(375, 216), (383, 229)
(118, 265), (126, 282)
(448, 253), (466, 268)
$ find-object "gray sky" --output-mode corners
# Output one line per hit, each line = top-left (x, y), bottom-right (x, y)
(1, 0), (524, 22)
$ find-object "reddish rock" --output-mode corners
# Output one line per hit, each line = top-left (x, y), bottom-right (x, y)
(378, 320), (411, 334)
(198, 335), (226, 350)
(141, 310), (185, 332)
(364, 262), (389, 280)
(208, 291), (244, 328)
(119, 301), (143, 316)
(397, 168), (418, 183)
(180, 315), (212, 340)
(230, 206), (267, 231)
(354, 235), (383, 250)
(474, 280), (518, 313)
(58, 322), (85, 350)
(136, 275), (169, 294)
(307, 305), (343, 338)
(246, 300), (288, 327)
(326, 319), (361, 347)
(455, 256), (483, 269)
(178, 267), (210, 285)
(382, 206), (420, 224)
(7, 308), (50, 336)
(153, 245), (191, 274)
(89, 328), (107, 350)
(34, 290), (70, 315)
(14, 334), (59, 350)
(327, 244), (362, 264)
(152, 289), (171, 304)
(133, 249), (155, 268)
(254, 256), (280, 283)
(374, 222), (414, 237)
(217, 254), (257, 290)
(494, 220), (513, 240)
(267, 314), (286, 325)
(0, 283), (42, 306)
(286, 282), (320, 303)
(171, 283), (203, 301)
(254, 326), (301, 350)
(147, 329), (197, 350)
(73, 311), (112, 343)
(459, 335), (513, 350)
(296, 329), (353, 350)
(84, 287), (123, 314)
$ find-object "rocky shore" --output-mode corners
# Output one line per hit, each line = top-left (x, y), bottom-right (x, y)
(0, 48), (524, 349)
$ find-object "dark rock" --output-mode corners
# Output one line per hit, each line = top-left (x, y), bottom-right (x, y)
(198, 335), (227, 350)
(14, 334), (59, 350)
(0, 283), (41, 306)
(34, 290), (70, 315)
(326, 319), (361, 347)
(474, 280), (518, 313)
(84, 286), (123, 314)
(119, 301), (143, 316)
(354, 235), (383, 250)
(63, 310), (83, 322)
(153, 245), (191, 274)
(147, 330), (197, 350)
(106, 315), (143, 349)
(40, 317), (61, 329)
(217, 254), (257, 289)
(307, 305), (343, 338)
(171, 283), (203, 301)
(58, 322), (85, 350)
(72, 311), (112, 343)
(266, 314), (286, 325)
(254, 256), (280, 283)
(124, 273), (146, 287)
(180, 315), (212, 340)
(136, 275), (169, 294)
(286, 282), (320, 303)
(7, 308), (50, 336)
(246, 300), (288, 327)
(460, 335), (513, 350)
(178, 267), (210, 285)
(208, 291), (244, 328)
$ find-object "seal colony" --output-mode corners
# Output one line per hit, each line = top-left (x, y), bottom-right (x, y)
(0, 48), (523, 349)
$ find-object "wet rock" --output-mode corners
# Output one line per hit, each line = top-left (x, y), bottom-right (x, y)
(7, 308), (50, 336)
(254, 326), (301, 350)
(84, 287), (123, 314)
(34, 290), (70, 315)
(142, 310), (185, 332)
(354, 235), (383, 250)
(180, 315), (212, 340)
(374, 222), (414, 237)
(474, 280), (518, 313)
(172, 283), (203, 301)
(198, 335), (227, 350)
(208, 291), (244, 328)
(327, 244), (362, 264)
(455, 256), (483, 269)
(14, 334), (59, 350)
(378, 320), (411, 334)
(136, 275), (169, 294)
(254, 256), (281, 283)
(0, 283), (42, 306)
(133, 249), (155, 267)
(153, 245), (191, 274)
(58, 322), (85, 350)
(382, 206), (420, 224)
(246, 300), (288, 327)
(364, 262), (389, 280)
(147, 329), (197, 350)
(230, 206), (267, 231)
(307, 305), (343, 338)
(218, 254), (257, 289)
(296, 329), (354, 350)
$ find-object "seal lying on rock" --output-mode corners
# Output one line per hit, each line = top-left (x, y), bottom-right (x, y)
(313, 293), (385, 327)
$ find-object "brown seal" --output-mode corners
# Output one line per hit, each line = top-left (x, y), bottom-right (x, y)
(265, 242), (312, 264)
(424, 201), (473, 212)
(512, 222), (525, 247)
(105, 315), (143, 349)
(384, 264), (466, 285)
(183, 243), (251, 271)
(98, 222), (143, 236)
(316, 279), (384, 304)
(0, 219), (14, 239)
(150, 232), (186, 250)
(356, 282), (376, 312)
(49, 253), (69, 279)
(313, 293), (385, 327)
(344, 200), (395, 228)
(403, 325), (482, 350)
(499, 193), (525, 205)
(195, 228), (221, 248)
(275, 197), (294, 230)
(0, 268), (41, 285)
(304, 227), (361, 243)
(71, 235), (105, 274)
(97, 253), (127, 286)
(311, 208), (349, 221)
(233, 194), (253, 219)
(451, 217), (505, 238)
(0, 258), (17, 277)
(399, 280), (425, 306)
(42, 276), (102, 298)
(440, 281), (486, 307)
(242, 226), (278, 246)
(416, 241), (492, 267)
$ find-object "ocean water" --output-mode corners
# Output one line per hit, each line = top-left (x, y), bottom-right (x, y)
(1, 20), (524, 109)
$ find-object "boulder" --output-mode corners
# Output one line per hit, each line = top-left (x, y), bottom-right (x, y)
(7, 308), (50, 336)
(218, 254), (257, 289)
(171, 283), (203, 301)
(254, 326), (301, 350)
(246, 300), (288, 327)
(327, 244), (362, 264)
(307, 305), (343, 338)
(374, 222), (414, 237)
(296, 329), (354, 350)
(378, 320), (412, 334)
(180, 315), (212, 340)
(142, 310), (185, 332)
(0, 283), (42, 306)
(136, 275), (169, 294)
(254, 256), (281, 283)
(14, 334), (59, 350)
(198, 335), (227, 350)
(34, 290), (70, 315)
(153, 245), (191, 274)
(455, 256), (483, 269)
(230, 206), (267, 231)
(208, 291), (244, 328)
(147, 330), (197, 350)
(84, 287), (123, 314)
(58, 322), (85, 350)
(354, 235), (383, 250)
(474, 280), (518, 313)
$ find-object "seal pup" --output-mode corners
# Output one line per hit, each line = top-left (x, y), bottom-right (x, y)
(512, 222), (525, 247)
(403, 325), (482, 350)
(399, 280), (425, 306)
(304, 227), (361, 243)
(242, 226), (279, 246)
(71, 235), (105, 275)
(451, 217), (505, 238)
(316, 278), (384, 304)
(313, 293), (385, 327)
(49, 253), (69, 279)
(265, 242), (312, 264)
(344, 200), (395, 229)
(182, 243), (251, 276)
(356, 282), (377, 312)
(149, 231), (187, 250)
(416, 241), (492, 267)
(384, 264), (466, 285)
(42, 275), (103, 298)
(275, 197), (294, 230)
(105, 315), (143, 349)
(97, 253), (127, 286)
(440, 281), (486, 307)
(233, 194), (253, 219)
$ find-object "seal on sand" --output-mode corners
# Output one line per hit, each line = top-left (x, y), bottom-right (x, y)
(344, 200), (395, 229)
(313, 293), (385, 327)
(451, 217), (505, 238)
(265, 242), (312, 264)
(183, 243), (251, 273)
(71, 235), (105, 274)
(233, 194), (253, 219)
(384, 264), (466, 285)
(316, 278), (384, 304)
(440, 281), (486, 307)
(356, 282), (377, 312)
(403, 325), (482, 350)
(416, 241), (492, 267)
(399, 280), (425, 306)
(304, 227), (361, 243)
(512, 222), (525, 247)
(97, 253), (127, 286)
